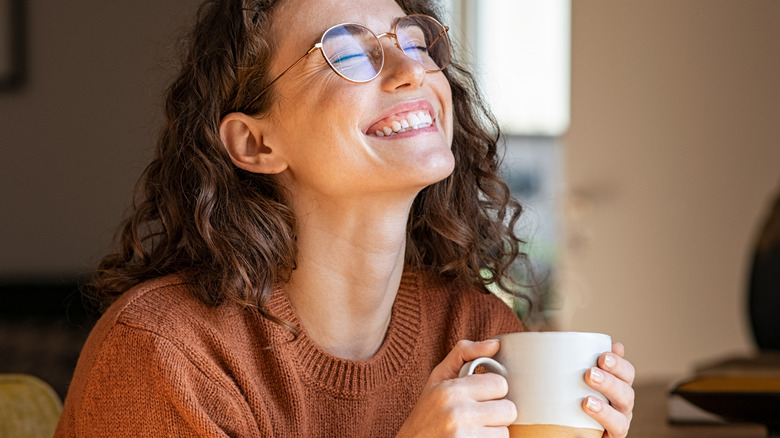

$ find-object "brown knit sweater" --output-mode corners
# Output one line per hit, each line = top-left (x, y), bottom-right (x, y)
(55, 269), (522, 437)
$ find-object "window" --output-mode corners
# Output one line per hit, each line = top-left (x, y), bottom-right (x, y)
(444, 1), (571, 327)
(445, 0), (571, 136)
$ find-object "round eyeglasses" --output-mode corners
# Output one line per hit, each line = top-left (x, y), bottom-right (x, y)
(240, 14), (451, 111)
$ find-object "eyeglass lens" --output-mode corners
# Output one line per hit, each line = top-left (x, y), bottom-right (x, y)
(320, 15), (450, 83)
(321, 25), (384, 82)
(396, 15), (449, 72)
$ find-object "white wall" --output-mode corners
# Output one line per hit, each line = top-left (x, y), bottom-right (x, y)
(559, 0), (780, 381)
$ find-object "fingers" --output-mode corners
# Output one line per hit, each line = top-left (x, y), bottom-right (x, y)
(443, 372), (510, 404)
(585, 366), (635, 414)
(398, 358), (516, 437)
(583, 343), (636, 438)
(611, 341), (626, 358)
(601, 348), (636, 387)
(427, 377), (516, 428)
(429, 339), (500, 382)
(460, 398), (517, 428)
(587, 353), (635, 413)
(582, 396), (631, 438)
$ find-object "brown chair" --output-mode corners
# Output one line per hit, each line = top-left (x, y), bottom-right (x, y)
(0, 374), (62, 438)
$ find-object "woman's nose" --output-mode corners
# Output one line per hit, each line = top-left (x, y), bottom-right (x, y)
(378, 39), (427, 91)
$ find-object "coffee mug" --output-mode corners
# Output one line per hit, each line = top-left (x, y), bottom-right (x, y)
(459, 331), (612, 438)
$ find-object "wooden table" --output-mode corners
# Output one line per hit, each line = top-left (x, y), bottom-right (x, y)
(630, 382), (768, 437)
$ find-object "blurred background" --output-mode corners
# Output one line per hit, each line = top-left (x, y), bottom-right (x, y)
(1, 0), (779, 397)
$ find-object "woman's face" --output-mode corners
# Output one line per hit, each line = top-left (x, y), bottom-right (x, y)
(262, 0), (455, 205)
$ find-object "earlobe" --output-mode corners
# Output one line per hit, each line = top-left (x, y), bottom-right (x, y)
(219, 113), (288, 174)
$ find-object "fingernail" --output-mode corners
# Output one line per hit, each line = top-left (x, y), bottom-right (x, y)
(590, 367), (604, 384)
(586, 396), (603, 412)
(604, 354), (616, 369)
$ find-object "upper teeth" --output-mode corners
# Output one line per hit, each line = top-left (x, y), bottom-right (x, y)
(373, 111), (434, 137)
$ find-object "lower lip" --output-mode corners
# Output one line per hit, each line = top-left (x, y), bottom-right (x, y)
(367, 124), (438, 140)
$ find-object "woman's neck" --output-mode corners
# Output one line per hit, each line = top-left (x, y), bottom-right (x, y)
(283, 195), (413, 360)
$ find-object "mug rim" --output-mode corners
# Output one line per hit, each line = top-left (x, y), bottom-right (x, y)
(492, 331), (611, 341)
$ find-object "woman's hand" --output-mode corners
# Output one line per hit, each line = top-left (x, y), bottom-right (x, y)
(396, 339), (517, 438)
(582, 342), (636, 438)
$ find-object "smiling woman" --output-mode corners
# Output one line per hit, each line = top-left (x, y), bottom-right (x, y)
(52, 0), (633, 437)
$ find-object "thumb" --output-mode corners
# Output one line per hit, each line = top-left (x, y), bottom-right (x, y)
(429, 339), (501, 383)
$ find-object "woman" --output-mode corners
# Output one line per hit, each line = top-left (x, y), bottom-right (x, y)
(56, 0), (635, 436)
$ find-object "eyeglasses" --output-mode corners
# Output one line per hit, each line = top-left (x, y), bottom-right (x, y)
(241, 14), (451, 111)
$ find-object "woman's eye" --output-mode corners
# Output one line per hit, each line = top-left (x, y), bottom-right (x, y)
(331, 51), (369, 66)
(400, 33), (429, 53)
(403, 44), (428, 53)
(401, 36), (430, 55)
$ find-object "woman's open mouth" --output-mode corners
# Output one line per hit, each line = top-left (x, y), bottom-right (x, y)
(367, 110), (434, 137)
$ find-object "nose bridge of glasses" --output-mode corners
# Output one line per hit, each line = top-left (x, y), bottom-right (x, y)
(376, 32), (401, 50)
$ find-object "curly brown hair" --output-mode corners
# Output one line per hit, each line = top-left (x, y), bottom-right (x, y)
(89, 0), (528, 323)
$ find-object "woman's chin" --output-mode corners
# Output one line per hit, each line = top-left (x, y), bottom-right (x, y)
(407, 152), (456, 189)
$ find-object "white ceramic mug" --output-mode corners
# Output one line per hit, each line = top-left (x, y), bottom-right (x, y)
(459, 331), (612, 438)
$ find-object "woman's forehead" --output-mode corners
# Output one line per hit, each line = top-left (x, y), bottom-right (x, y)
(273, 0), (406, 42)
(268, 0), (406, 68)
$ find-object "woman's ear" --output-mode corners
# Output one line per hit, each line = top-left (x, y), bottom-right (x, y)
(219, 112), (288, 174)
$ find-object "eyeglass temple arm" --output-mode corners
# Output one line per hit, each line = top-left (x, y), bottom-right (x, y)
(427, 26), (448, 51)
(240, 44), (322, 111)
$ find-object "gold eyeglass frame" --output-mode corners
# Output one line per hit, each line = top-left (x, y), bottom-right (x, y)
(240, 14), (451, 111)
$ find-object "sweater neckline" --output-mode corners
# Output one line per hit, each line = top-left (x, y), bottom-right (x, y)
(265, 270), (422, 397)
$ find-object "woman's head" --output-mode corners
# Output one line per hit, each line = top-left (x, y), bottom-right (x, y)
(92, 0), (526, 314)
(235, 0), (452, 116)
(220, 0), (456, 216)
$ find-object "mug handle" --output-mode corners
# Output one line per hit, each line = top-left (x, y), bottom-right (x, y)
(458, 357), (508, 378)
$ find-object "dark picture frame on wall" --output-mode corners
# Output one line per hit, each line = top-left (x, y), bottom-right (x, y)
(0, 0), (25, 91)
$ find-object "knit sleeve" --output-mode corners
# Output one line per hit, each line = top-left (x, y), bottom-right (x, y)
(451, 288), (524, 345)
(479, 292), (524, 338)
(55, 323), (260, 438)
